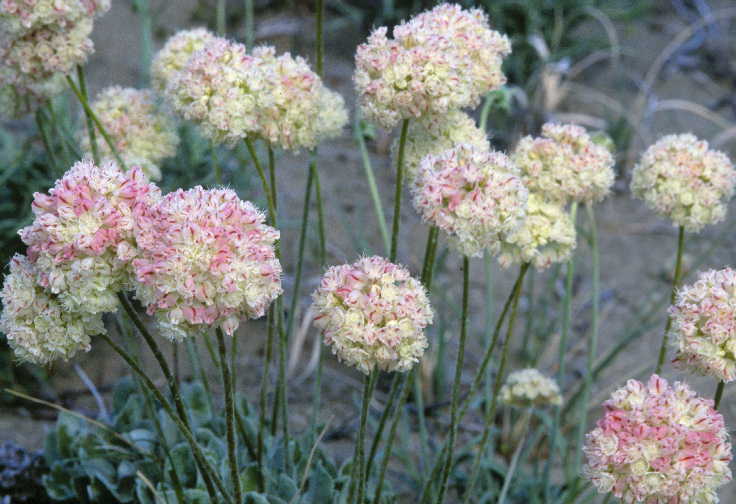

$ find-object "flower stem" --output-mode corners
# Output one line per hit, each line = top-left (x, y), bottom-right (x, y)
(35, 108), (59, 172)
(217, 0), (226, 35)
(714, 381), (725, 410)
(436, 256), (471, 504)
(74, 66), (98, 164)
(544, 201), (578, 501)
(244, 0), (254, 46)
(390, 119), (410, 262)
(573, 203), (600, 481)
(287, 161), (314, 341)
(655, 225), (686, 374)
(216, 328), (242, 504)
(497, 410), (532, 504)
(245, 138), (277, 227)
(348, 371), (377, 503)
(462, 261), (529, 502)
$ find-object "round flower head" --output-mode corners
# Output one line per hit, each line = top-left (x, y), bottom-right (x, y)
(165, 37), (264, 145)
(151, 28), (218, 93)
(78, 87), (179, 181)
(311, 256), (433, 374)
(354, 3), (510, 129)
(394, 110), (490, 186)
(0, 0), (109, 36)
(584, 375), (732, 503)
(670, 267), (736, 382)
(412, 144), (528, 257)
(252, 46), (348, 151)
(132, 187), (282, 341)
(513, 123), (615, 204)
(631, 134), (736, 232)
(0, 255), (105, 365)
(500, 368), (562, 407)
(497, 193), (576, 270)
(18, 159), (160, 314)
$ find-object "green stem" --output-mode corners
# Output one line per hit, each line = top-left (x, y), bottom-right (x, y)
(348, 371), (377, 503)
(497, 410), (532, 504)
(462, 261), (528, 502)
(655, 225), (686, 374)
(136, 0), (153, 84)
(244, 0), (255, 47)
(714, 381), (725, 410)
(217, 329), (242, 503)
(390, 119), (410, 262)
(245, 138), (277, 227)
(436, 256), (471, 504)
(311, 160), (327, 265)
(212, 141), (222, 184)
(573, 203), (600, 481)
(217, 0), (226, 35)
(315, 0), (324, 76)
(355, 116), (391, 256)
(365, 373), (403, 478)
(544, 201), (578, 502)
(479, 91), (495, 132)
(35, 108), (59, 172)
(74, 66), (98, 164)
(287, 161), (314, 341)
(257, 306), (275, 491)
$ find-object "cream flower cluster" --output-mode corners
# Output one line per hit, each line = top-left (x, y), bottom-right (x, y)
(394, 110), (490, 186)
(500, 368), (562, 407)
(132, 187), (282, 341)
(151, 28), (218, 92)
(412, 144), (528, 257)
(18, 159), (160, 315)
(78, 87), (179, 180)
(0, 0), (109, 114)
(670, 268), (736, 383)
(311, 256), (433, 374)
(584, 375), (732, 503)
(513, 123), (615, 204)
(631, 134), (736, 232)
(354, 3), (510, 129)
(497, 193), (577, 269)
(163, 36), (347, 148)
(0, 254), (104, 365)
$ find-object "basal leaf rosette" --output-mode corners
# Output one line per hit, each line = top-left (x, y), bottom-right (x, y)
(584, 375), (732, 503)
(497, 193), (576, 270)
(151, 28), (218, 93)
(670, 267), (736, 382)
(132, 187), (282, 341)
(0, 254), (105, 365)
(412, 144), (528, 258)
(513, 122), (615, 204)
(500, 368), (562, 408)
(393, 110), (490, 187)
(311, 256), (433, 375)
(631, 134), (736, 232)
(354, 3), (510, 129)
(78, 86), (180, 181)
(18, 159), (160, 315)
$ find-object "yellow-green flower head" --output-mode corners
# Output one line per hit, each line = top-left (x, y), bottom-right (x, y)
(151, 28), (218, 93)
(0, 254), (105, 365)
(500, 368), (562, 407)
(311, 256), (433, 374)
(0, 0), (109, 36)
(412, 144), (528, 258)
(354, 3), (510, 129)
(78, 86), (179, 181)
(498, 193), (576, 270)
(393, 109), (490, 186)
(670, 267), (736, 383)
(513, 122), (615, 204)
(631, 134), (736, 232)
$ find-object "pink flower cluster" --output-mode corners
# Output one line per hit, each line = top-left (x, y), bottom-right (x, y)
(670, 268), (736, 382)
(132, 187), (282, 341)
(19, 159), (160, 314)
(412, 144), (528, 257)
(584, 375), (732, 503)
(0, 0), (109, 115)
(311, 256), (433, 374)
(354, 3), (511, 128)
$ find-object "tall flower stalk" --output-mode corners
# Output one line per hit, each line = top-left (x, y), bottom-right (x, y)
(655, 225), (685, 373)
(216, 328), (242, 504)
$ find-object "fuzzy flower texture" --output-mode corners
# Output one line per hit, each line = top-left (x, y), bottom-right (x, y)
(584, 375), (732, 503)
(0, 254), (105, 365)
(132, 187), (282, 341)
(354, 3), (510, 129)
(513, 123), (615, 204)
(163, 34), (347, 149)
(0, 0), (110, 116)
(311, 256), (433, 374)
(632, 134), (736, 232)
(19, 159), (160, 315)
(670, 268), (736, 383)
(78, 86), (179, 180)
(412, 144), (528, 257)
(500, 368), (562, 407)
